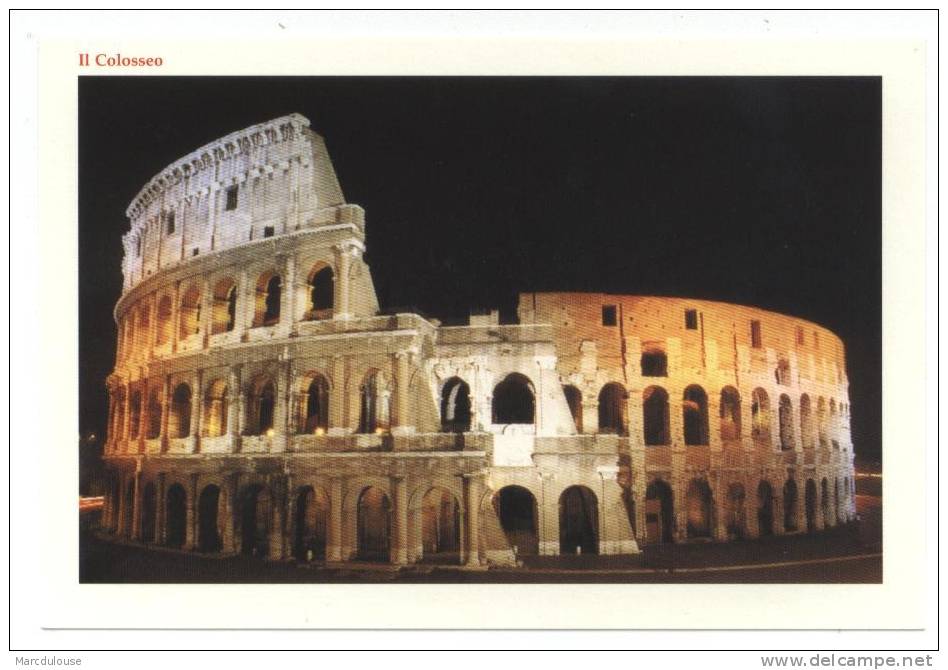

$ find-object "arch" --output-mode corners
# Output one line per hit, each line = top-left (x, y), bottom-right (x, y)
(300, 374), (330, 434)
(203, 379), (229, 437)
(178, 283), (202, 339)
(799, 394), (813, 449)
(783, 479), (799, 532)
(559, 485), (599, 555)
(169, 383), (192, 438)
(778, 394), (794, 450)
(598, 382), (628, 435)
(238, 484), (270, 557)
(495, 485), (538, 556)
(440, 377), (472, 433)
(306, 263), (334, 318)
(146, 386), (162, 439)
(357, 486), (391, 561)
(293, 486), (329, 561)
(254, 271), (282, 327)
(198, 485), (222, 552)
(683, 385), (709, 446)
(751, 388), (771, 440)
(421, 487), (461, 560)
(719, 386), (742, 441)
(358, 369), (390, 434)
(640, 344), (668, 377)
(725, 482), (746, 539)
(211, 277), (237, 334)
(562, 384), (583, 432)
(140, 482), (156, 543)
(128, 390), (142, 440)
(642, 386), (670, 446)
(491, 373), (535, 425)
(247, 377), (276, 435)
(805, 479), (818, 532)
(757, 481), (774, 536)
(155, 294), (173, 345)
(685, 479), (713, 538)
(165, 483), (187, 548)
(645, 479), (674, 544)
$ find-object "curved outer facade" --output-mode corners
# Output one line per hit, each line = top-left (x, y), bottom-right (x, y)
(102, 114), (857, 566)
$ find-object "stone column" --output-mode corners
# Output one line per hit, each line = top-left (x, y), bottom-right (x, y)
(712, 481), (728, 541)
(200, 277), (212, 346)
(598, 465), (639, 554)
(268, 475), (286, 560)
(138, 378), (150, 453)
(222, 474), (237, 553)
(185, 473), (198, 550)
(283, 253), (297, 333)
(462, 473), (482, 566)
(131, 470), (143, 541)
(390, 475), (408, 565)
(237, 269), (252, 334)
(227, 366), (242, 445)
(745, 477), (760, 539)
(329, 355), (346, 435)
(122, 382), (133, 443)
(538, 471), (558, 555)
(171, 280), (182, 353)
(190, 369), (202, 453)
(333, 243), (353, 320)
(773, 485), (785, 536)
(392, 352), (414, 435)
(795, 477), (808, 532)
(581, 400), (599, 435)
(156, 473), (167, 545)
(708, 393), (722, 452)
(160, 374), (171, 448)
(328, 477), (344, 561)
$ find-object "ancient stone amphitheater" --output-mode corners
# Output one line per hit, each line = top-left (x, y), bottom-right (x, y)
(101, 114), (857, 566)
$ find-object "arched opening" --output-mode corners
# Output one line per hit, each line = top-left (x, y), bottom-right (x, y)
(300, 375), (330, 433)
(491, 373), (535, 425)
(559, 485), (599, 555)
(685, 479), (713, 538)
(805, 479), (818, 532)
(165, 483), (187, 548)
(645, 479), (674, 544)
(562, 385), (583, 432)
(253, 271), (282, 327)
(357, 487), (391, 561)
(140, 482), (156, 542)
(495, 486), (538, 556)
(358, 369), (390, 434)
(800, 394), (813, 449)
(178, 283), (202, 339)
(751, 388), (771, 441)
(757, 481), (774, 536)
(293, 486), (329, 561)
(239, 484), (270, 557)
(642, 386), (670, 446)
(440, 377), (472, 433)
(783, 479), (799, 532)
(146, 386), (162, 439)
(307, 264), (334, 319)
(123, 481), (135, 538)
(640, 345), (668, 377)
(155, 295), (172, 345)
(821, 478), (831, 526)
(598, 382), (628, 435)
(248, 378), (276, 435)
(169, 383), (192, 438)
(198, 485), (222, 552)
(421, 487), (460, 560)
(211, 277), (237, 334)
(778, 394), (794, 450)
(726, 483), (746, 539)
(719, 386), (742, 441)
(203, 380), (229, 438)
(775, 357), (791, 385)
(683, 385), (709, 446)
(128, 391), (142, 440)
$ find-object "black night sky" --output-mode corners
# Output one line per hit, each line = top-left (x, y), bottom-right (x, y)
(78, 76), (881, 461)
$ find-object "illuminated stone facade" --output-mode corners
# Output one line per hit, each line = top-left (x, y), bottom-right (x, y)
(102, 114), (857, 566)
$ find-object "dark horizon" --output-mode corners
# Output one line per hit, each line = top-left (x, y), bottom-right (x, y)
(78, 76), (882, 460)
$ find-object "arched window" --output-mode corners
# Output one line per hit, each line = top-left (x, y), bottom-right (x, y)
(642, 386), (670, 446)
(562, 385), (583, 432)
(719, 386), (741, 441)
(203, 380), (229, 437)
(751, 388), (771, 440)
(301, 374), (329, 433)
(799, 394), (813, 449)
(775, 357), (791, 385)
(491, 373), (535, 425)
(307, 264), (334, 319)
(683, 385), (709, 446)
(598, 382), (628, 435)
(178, 284), (201, 339)
(778, 394), (794, 450)
(358, 369), (390, 434)
(640, 345), (668, 377)
(440, 377), (471, 433)
(146, 386), (162, 439)
(128, 391), (142, 440)
(169, 383), (192, 438)
(155, 295), (173, 345)
(247, 379), (276, 435)
(253, 272), (282, 327)
(211, 277), (237, 334)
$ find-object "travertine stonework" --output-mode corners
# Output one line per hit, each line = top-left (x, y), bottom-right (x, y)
(102, 114), (857, 565)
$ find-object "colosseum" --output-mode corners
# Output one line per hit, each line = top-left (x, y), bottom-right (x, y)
(100, 113), (857, 568)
